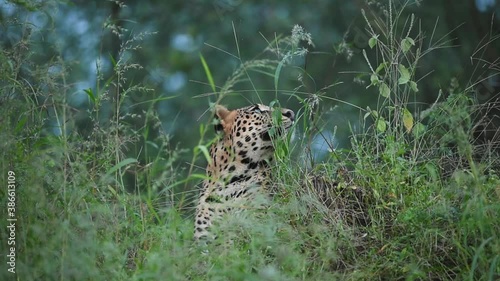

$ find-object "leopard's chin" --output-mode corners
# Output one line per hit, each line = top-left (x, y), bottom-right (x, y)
(261, 124), (293, 141)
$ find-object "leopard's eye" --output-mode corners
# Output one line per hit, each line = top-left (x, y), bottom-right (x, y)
(252, 104), (262, 113)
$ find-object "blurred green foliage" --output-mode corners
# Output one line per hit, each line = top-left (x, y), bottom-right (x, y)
(2, 0), (499, 152)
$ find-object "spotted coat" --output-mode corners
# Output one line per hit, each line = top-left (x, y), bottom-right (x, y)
(194, 104), (295, 241)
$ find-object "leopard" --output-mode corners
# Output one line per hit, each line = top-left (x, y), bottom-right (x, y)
(194, 103), (295, 242)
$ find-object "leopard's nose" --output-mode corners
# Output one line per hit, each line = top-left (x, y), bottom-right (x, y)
(282, 109), (295, 122)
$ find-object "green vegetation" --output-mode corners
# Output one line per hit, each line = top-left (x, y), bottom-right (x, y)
(1, 1), (499, 280)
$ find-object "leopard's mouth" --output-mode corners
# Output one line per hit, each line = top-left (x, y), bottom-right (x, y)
(261, 123), (293, 141)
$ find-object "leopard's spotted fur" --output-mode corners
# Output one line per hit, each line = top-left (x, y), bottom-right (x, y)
(194, 104), (294, 242)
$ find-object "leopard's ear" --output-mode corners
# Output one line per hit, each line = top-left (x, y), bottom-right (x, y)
(215, 105), (230, 120)
(214, 105), (236, 133)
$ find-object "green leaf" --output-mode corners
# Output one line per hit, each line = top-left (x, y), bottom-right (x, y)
(199, 53), (216, 93)
(370, 73), (379, 86)
(109, 53), (117, 68)
(375, 62), (387, 74)
(402, 108), (414, 133)
(14, 116), (28, 134)
(412, 122), (426, 138)
(199, 123), (205, 136)
(363, 111), (371, 120)
(146, 140), (159, 150)
(105, 158), (138, 177)
(398, 64), (410, 85)
(379, 82), (390, 98)
(7, 60), (14, 72)
(196, 145), (211, 163)
(84, 88), (96, 104)
(376, 118), (386, 133)
(410, 81), (419, 92)
(369, 35), (378, 49)
(401, 37), (415, 54)
(274, 59), (285, 91)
